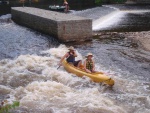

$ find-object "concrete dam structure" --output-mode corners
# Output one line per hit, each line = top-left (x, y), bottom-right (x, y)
(11, 7), (92, 42)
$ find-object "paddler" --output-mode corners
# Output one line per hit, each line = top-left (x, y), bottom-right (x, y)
(59, 46), (82, 67)
(84, 53), (96, 73)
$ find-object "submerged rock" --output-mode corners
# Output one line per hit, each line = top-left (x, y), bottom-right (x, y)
(93, 31), (150, 51)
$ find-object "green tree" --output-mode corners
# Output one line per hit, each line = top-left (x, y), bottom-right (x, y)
(95, 0), (102, 5)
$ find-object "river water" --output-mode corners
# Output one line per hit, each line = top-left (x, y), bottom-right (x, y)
(0, 5), (150, 113)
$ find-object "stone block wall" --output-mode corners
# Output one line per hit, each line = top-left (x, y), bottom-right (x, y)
(11, 7), (92, 42)
(57, 20), (92, 42)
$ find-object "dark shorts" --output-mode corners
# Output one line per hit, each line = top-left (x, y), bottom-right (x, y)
(68, 60), (81, 67)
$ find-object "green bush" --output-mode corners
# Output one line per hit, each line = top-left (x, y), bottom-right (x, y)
(95, 0), (102, 5)
(0, 101), (20, 113)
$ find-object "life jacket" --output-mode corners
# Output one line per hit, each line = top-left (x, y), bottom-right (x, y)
(86, 59), (93, 71)
(66, 52), (75, 63)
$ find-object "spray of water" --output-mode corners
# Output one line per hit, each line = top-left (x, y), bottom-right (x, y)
(0, 45), (149, 113)
(93, 11), (126, 31)
(0, 45), (125, 113)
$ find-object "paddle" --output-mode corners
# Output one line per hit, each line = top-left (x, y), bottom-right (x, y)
(57, 65), (61, 70)
(57, 62), (62, 70)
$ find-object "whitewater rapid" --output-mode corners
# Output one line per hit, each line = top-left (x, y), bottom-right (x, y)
(0, 45), (121, 113)
(0, 45), (149, 113)
(0, 5), (150, 113)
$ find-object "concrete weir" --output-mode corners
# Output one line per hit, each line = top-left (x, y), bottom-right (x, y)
(11, 7), (92, 42)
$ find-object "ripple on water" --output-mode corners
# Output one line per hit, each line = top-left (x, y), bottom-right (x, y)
(0, 16), (59, 60)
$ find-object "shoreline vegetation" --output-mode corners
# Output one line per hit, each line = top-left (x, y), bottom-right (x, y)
(0, 101), (20, 113)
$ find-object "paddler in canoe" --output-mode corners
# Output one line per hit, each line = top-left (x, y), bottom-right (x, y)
(59, 46), (82, 68)
(59, 47), (115, 86)
(84, 53), (96, 73)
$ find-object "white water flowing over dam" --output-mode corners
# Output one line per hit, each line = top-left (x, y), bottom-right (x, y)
(92, 6), (150, 31)
(92, 10), (125, 31)
(0, 5), (150, 113)
(72, 5), (150, 31)
(92, 5), (125, 31)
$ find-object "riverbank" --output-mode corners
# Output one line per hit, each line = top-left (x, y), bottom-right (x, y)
(94, 31), (150, 51)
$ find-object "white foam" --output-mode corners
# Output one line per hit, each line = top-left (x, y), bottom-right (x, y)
(123, 10), (150, 14)
(11, 81), (126, 113)
(0, 46), (149, 113)
(0, 14), (11, 19)
(93, 11), (126, 31)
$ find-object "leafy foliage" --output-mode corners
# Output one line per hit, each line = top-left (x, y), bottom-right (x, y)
(0, 101), (20, 113)
(95, 0), (102, 5)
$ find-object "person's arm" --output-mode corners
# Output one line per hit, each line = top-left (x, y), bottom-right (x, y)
(59, 53), (69, 65)
(83, 60), (86, 69)
(92, 60), (95, 71)
(73, 51), (77, 57)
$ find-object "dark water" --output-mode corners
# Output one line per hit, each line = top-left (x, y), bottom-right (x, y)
(0, 18), (59, 60)
(0, 4), (150, 113)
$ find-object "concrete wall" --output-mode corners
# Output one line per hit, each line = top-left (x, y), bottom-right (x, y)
(11, 7), (92, 42)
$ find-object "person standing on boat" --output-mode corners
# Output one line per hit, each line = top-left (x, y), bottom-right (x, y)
(84, 53), (96, 73)
(59, 46), (82, 67)
(63, 0), (69, 12)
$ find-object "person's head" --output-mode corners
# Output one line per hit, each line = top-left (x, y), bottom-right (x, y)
(86, 53), (93, 59)
(64, 0), (67, 3)
(68, 46), (75, 52)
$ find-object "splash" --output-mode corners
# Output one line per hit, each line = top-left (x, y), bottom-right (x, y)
(10, 81), (126, 113)
(93, 11), (125, 31)
(0, 45), (150, 112)
(0, 14), (11, 23)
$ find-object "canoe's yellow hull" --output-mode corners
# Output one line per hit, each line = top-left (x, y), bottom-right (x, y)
(62, 60), (115, 86)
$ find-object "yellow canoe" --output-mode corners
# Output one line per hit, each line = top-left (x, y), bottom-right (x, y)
(62, 60), (115, 86)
